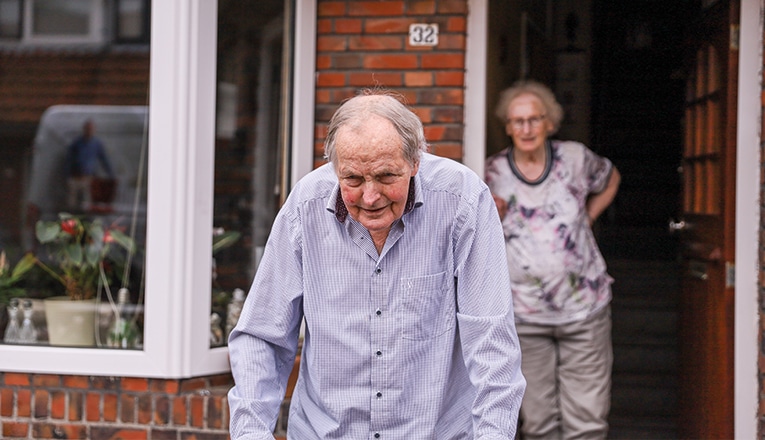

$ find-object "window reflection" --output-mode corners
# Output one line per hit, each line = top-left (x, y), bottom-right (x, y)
(0, 5), (149, 348)
(211, 0), (293, 347)
(32, 0), (93, 36)
(0, 0), (21, 38)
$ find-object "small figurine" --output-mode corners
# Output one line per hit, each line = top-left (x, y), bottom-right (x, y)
(210, 312), (224, 346)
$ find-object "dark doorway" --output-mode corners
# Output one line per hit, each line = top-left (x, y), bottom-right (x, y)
(591, 2), (693, 438)
(485, 1), (697, 438)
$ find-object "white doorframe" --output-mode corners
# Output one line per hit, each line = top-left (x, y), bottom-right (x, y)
(463, 0), (487, 177)
(734, 0), (761, 437)
(464, 0), (763, 436)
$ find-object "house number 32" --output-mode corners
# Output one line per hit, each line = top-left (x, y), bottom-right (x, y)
(409, 23), (439, 46)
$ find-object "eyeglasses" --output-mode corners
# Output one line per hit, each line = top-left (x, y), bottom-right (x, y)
(507, 114), (546, 131)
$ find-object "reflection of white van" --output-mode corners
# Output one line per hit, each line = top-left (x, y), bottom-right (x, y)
(23, 105), (148, 249)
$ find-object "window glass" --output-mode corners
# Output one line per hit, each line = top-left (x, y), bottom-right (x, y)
(211, 0), (293, 347)
(0, 0), (21, 39)
(32, 0), (92, 36)
(0, 5), (149, 349)
(116, 0), (148, 42)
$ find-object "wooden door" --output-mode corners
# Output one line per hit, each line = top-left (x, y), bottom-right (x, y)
(676, 1), (738, 438)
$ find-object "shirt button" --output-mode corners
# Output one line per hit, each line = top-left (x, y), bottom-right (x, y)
(374, 434), (380, 439)
(376, 309), (382, 316)
(376, 391), (382, 398)
(376, 350), (382, 356)
(375, 267), (381, 274)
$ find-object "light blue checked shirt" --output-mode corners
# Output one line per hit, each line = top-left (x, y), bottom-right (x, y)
(228, 153), (525, 439)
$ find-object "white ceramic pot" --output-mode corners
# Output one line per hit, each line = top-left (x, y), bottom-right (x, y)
(44, 296), (97, 347)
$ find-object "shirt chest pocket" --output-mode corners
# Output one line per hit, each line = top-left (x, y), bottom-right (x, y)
(398, 271), (454, 340)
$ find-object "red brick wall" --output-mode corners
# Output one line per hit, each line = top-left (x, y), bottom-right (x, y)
(0, 51), (150, 125)
(314, 0), (468, 167)
(0, 372), (232, 439)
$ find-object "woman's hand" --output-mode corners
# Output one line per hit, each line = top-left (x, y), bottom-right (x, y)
(492, 193), (507, 221)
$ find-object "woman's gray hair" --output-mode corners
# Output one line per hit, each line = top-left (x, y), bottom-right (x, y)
(324, 89), (428, 167)
(494, 80), (564, 135)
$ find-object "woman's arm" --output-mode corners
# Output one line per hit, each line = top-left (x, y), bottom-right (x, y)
(586, 167), (621, 225)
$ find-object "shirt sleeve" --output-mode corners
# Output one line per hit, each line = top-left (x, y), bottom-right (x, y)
(452, 183), (526, 438)
(582, 146), (613, 194)
(227, 204), (304, 439)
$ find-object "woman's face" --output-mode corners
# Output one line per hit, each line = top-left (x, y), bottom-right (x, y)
(504, 93), (553, 154)
(334, 115), (418, 235)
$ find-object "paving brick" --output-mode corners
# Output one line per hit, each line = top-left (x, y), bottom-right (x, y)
(154, 395), (170, 425)
(16, 389), (31, 417)
(190, 395), (205, 428)
(3, 421), (28, 437)
(62, 376), (90, 389)
(33, 389), (50, 419)
(317, 1), (346, 17)
(120, 394), (136, 423)
(90, 426), (148, 439)
(173, 396), (188, 425)
(0, 388), (13, 417)
(349, 1), (405, 17)
(33, 374), (61, 388)
(68, 392), (83, 421)
(137, 394), (152, 424)
(51, 391), (67, 419)
(122, 378), (149, 392)
(335, 18), (363, 34)
(4, 373), (30, 386)
(406, 0), (436, 15)
(104, 393), (119, 422)
(363, 54), (419, 70)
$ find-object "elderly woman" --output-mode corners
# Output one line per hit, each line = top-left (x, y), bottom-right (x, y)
(485, 80), (620, 440)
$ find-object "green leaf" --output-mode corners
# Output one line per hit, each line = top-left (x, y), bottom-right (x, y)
(10, 253), (36, 280)
(110, 229), (136, 253)
(35, 221), (61, 243)
(65, 242), (84, 266)
(84, 243), (101, 266)
(212, 231), (241, 255)
(87, 221), (105, 243)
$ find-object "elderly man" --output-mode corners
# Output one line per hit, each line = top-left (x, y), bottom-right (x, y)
(228, 90), (525, 439)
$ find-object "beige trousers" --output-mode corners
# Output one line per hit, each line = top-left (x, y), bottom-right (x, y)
(516, 306), (613, 440)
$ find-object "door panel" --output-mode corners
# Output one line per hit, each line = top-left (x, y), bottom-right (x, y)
(677, 1), (738, 438)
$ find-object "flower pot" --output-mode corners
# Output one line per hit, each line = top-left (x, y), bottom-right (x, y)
(44, 296), (97, 347)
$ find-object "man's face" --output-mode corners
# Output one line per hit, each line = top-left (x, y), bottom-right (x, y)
(334, 115), (418, 235)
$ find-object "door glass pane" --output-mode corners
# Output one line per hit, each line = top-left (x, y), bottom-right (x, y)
(210, 0), (293, 347)
(0, 8), (150, 349)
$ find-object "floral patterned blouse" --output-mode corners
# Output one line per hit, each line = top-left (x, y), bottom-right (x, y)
(485, 140), (614, 325)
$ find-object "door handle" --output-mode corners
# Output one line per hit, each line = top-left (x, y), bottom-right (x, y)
(687, 261), (708, 281)
(668, 218), (688, 233)
(687, 268), (709, 281)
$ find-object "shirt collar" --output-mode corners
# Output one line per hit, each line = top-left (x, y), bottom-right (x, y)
(327, 173), (423, 223)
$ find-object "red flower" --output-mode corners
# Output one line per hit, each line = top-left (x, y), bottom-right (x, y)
(61, 219), (78, 235)
(104, 230), (114, 244)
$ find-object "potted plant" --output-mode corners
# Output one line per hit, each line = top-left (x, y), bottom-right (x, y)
(0, 251), (36, 341)
(0, 251), (35, 306)
(32, 212), (136, 346)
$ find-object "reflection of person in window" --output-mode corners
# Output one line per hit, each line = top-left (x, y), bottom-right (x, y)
(66, 120), (114, 212)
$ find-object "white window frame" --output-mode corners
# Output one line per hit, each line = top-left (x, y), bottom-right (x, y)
(0, 0), (316, 379)
(23, 0), (104, 45)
